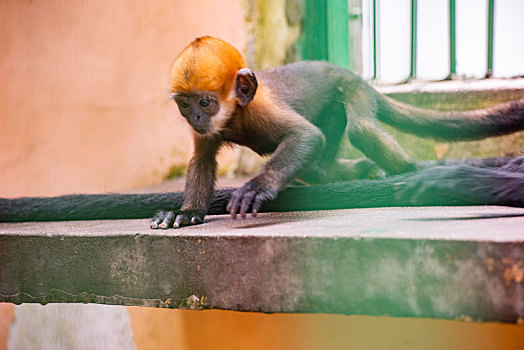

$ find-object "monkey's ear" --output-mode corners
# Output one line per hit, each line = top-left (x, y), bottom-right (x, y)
(235, 68), (258, 107)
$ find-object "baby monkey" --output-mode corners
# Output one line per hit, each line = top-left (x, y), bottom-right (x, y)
(152, 36), (524, 229)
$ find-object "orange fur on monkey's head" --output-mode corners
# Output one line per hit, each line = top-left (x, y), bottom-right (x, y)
(170, 36), (246, 99)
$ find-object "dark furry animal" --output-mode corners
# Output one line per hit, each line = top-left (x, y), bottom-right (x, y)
(1, 157), (522, 223)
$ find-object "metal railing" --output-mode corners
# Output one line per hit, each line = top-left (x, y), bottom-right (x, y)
(371, 0), (496, 80)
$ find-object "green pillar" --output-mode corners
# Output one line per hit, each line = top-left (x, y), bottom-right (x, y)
(327, 0), (350, 68)
(301, 0), (350, 68)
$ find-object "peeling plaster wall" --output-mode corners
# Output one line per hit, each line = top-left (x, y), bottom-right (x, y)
(0, 0), (247, 197)
(234, 0), (303, 175)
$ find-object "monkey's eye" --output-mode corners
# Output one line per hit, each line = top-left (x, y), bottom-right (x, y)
(199, 98), (211, 107)
(177, 100), (190, 109)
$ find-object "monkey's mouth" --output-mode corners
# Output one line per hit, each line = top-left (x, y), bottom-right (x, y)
(193, 127), (210, 135)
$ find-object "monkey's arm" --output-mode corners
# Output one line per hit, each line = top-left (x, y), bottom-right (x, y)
(227, 115), (325, 218)
(151, 136), (220, 229)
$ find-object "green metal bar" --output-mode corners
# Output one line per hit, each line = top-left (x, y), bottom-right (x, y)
(410, 0), (418, 79)
(327, 0), (350, 68)
(373, 0), (378, 79)
(449, 0), (456, 78)
(300, 0), (328, 62)
(487, 0), (495, 77)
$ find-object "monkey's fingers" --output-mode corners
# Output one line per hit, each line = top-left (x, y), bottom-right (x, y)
(190, 215), (204, 225)
(173, 212), (204, 229)
(174, 213), (190, 229)
(240, 190), (257, 218)
(150, 211), (164, 229)
(227, 189), (243, 219)
(228, 183), (277, 218)
(251, 194), (266, 217)
(150, 210), (176, 229)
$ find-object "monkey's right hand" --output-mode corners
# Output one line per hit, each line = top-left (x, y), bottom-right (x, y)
(150, 210), (204, 229)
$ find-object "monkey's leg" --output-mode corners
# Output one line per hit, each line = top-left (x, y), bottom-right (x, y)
(341, 86), (416, 175)
(227, 125), (326, 218)
(332, 159), (384, 180)
(298, 158), (382, 184)
(151, 138), (220, 229)
(345, 116), (416, 175)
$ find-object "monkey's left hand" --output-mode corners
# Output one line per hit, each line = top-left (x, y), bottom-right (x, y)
(227, 179), (278, 219)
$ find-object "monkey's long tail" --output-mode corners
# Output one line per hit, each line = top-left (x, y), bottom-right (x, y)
(377, 94), (524, 141)
(0, 173), (474, 223)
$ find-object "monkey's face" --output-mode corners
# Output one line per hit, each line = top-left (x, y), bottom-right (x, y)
(174, 92), (220, 135)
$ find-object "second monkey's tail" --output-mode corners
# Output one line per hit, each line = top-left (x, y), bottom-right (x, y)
(376, 94), (524, 141)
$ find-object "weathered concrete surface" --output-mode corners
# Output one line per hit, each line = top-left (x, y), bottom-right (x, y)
(1, 206), (524, 322)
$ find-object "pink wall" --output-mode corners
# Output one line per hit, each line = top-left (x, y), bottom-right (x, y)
(0, 0), (246, 197)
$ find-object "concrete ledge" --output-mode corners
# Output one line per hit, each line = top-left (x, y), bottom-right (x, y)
(1, 206), (524, 322)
